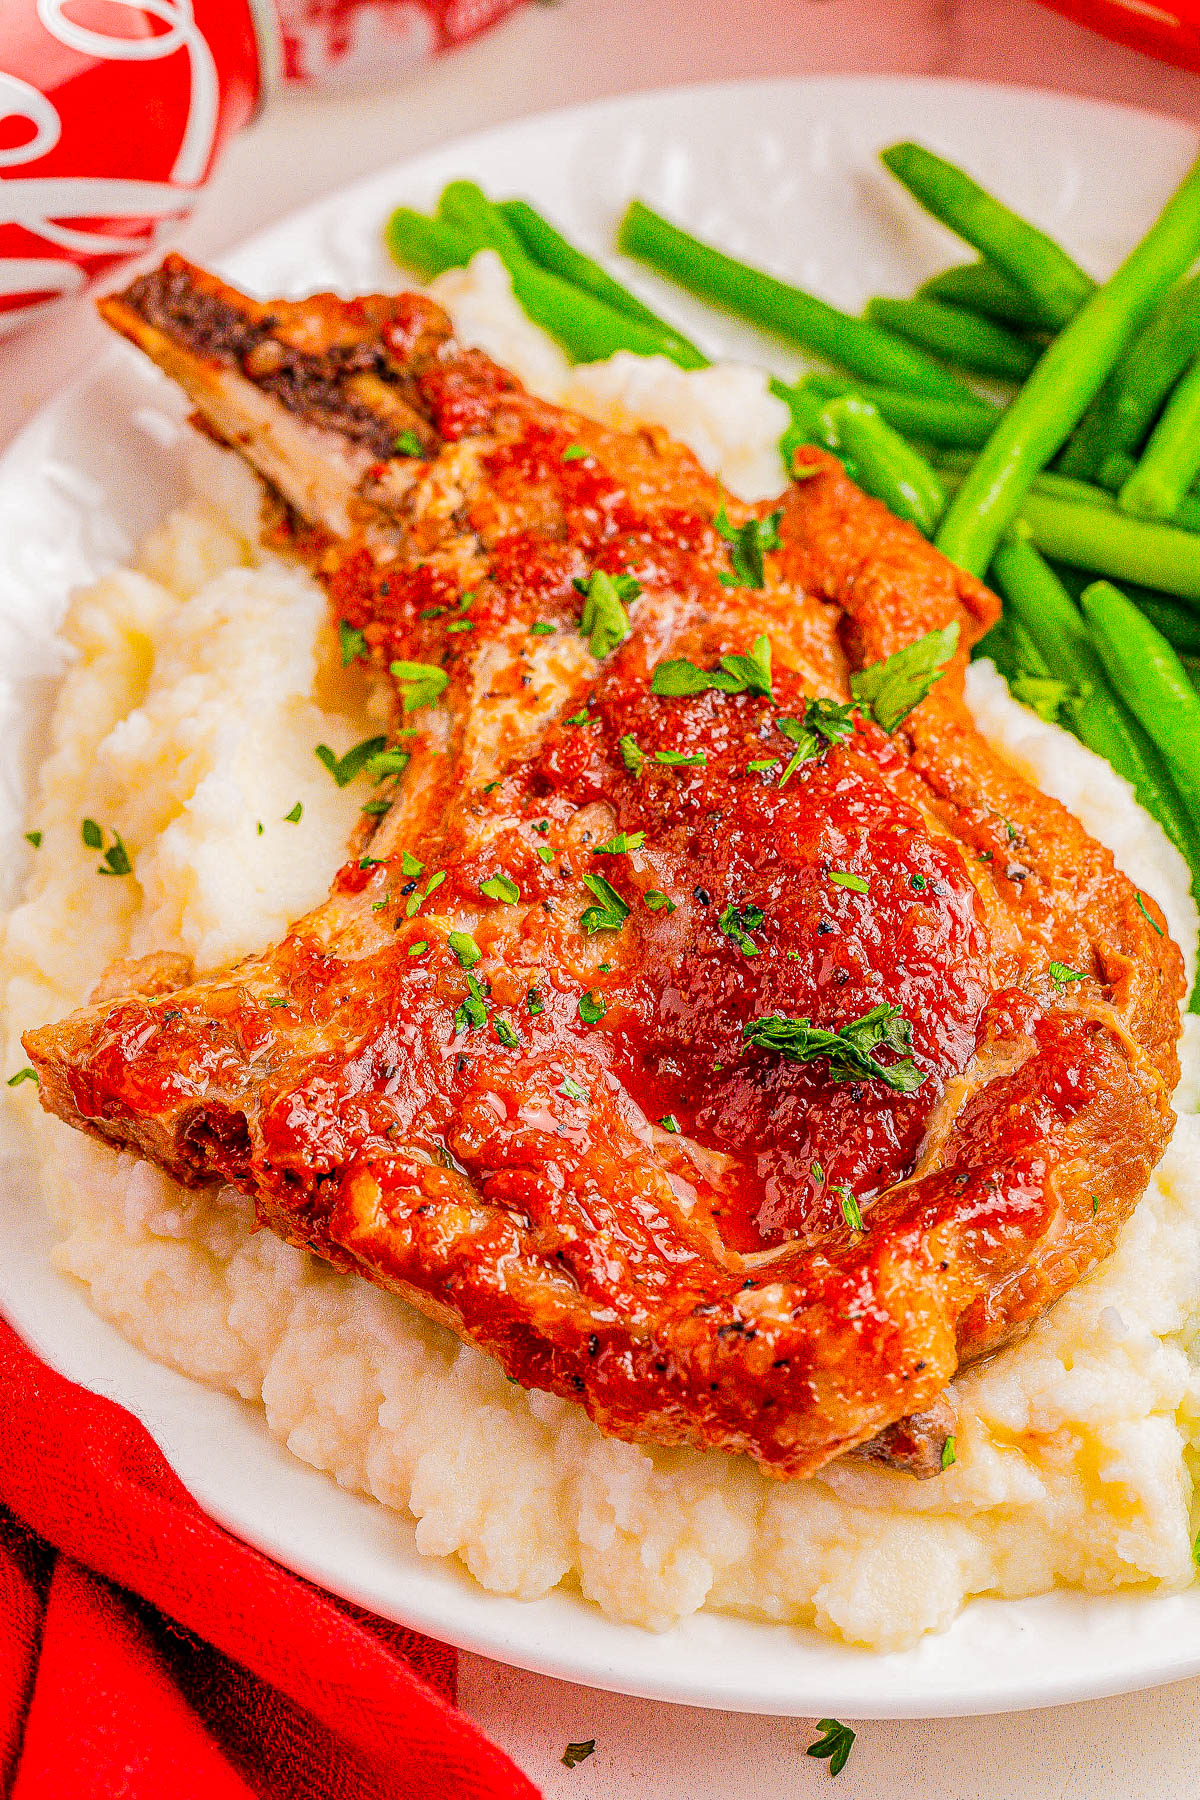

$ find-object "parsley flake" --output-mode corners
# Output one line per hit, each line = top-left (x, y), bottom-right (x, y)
(719, 902), (764, 957)
(593, 832), (645, 855)
(806, 1718), (856, 1778)
(24, 830), (42, 849)
(654, 749), (706, 768)
(618, 734), (645, 776)
(283, 802), (303, 824)
(580, 872), (629, 934)
(367, 746), (413, 781)
(404, 870), (446, 917)
(566, 709), (592, 727)
(339, 619), (367, 666)
(408, 939), (429, 957)
(713, 503), (782, 589)
(1092, 1194), (1100, 1218)
(361, 799), (392, 817)
(643, 890), (676, 913)
(1136, 892), (1165, 936)
(744, 1003), (925, 1094)
(446, 618), (474, 634)
(394, 429), (425, 457)
(941, 1435), (957, 1471)
(850, 624), (959, 732)
(562, 1740), (596, 1768)
(578, 990), (607, 1024)
(530, 621), (556, 636)
(838, 1187), (864, 1232)
(910, 873), (927, 892)
(561, 444), (589, 462)
(264, 996), (288, 1009)
(401, 851), (425, 877)
(480, 873), (520, 904)
(454, 972), (489, 1031)
(1049, 961), (1085, 984)
(660, 1113), (681, 1134)
(829, 870), (869, 894)
(536, 845), (555, 864)
(747, 758), (780, 774)
(559, 1074), (589, 1103)
(527, 988), (544, 1015)
(575, 569), (640, 660)
(80, 818), (132, 877)
(448, 931), (481, 969)
(315, 735), (388, 787)
(81, 818), (102, 850)
(651, 634), (773, 701)
(390, 660), (448, 712)
(7, 1067), (38, 1087)
(494, 1016), (520, 1048)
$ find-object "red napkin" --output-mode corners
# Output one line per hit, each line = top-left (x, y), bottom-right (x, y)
(0, 1317), (541, 1799)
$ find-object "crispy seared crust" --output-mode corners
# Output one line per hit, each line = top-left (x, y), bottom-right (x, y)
(22, 257), (1183, 1480)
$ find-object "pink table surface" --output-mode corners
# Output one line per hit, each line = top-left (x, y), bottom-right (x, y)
(2, 2), (1197, 1795)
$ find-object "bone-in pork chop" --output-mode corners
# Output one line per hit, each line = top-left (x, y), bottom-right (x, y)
(22, 256), (1183, 1479)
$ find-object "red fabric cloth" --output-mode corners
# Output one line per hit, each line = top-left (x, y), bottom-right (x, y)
(0, 1317), (540, 1799)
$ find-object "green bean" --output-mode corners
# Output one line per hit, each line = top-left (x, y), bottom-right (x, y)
(1118, 353), (1200, 521)
(437, 180), (528, 259)
(497, 198), (699, 348)
(1126, 587), (1200, 656)
(1018, 490), (1200, 599)
(939, 448), (1200, 534)
(616, 200), (977, 400)
(935, 154), (1200, 577)
(386, 207), (477, 277)
(1057, 274), (1200, 479)
(865, 295), (1041, 381)
(918, 260), (1063, 331)
(774, 375), (1000, 447)
(991, 538), (1200, 877)
(880, 142), (1095, 330)
(387, 202), (707, 368)
(806, 396), (946, 535)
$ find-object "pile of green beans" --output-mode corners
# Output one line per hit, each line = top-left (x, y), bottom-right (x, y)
(382, 154), (1200, 986)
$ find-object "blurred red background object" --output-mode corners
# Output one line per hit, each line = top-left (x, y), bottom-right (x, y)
(277, 0), (530, 86)
(1036, 0), (1200, 74)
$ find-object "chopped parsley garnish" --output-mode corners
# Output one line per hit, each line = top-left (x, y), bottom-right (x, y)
(283, 802), (303, 823)
(448, 931), (481, 968)
(811, 1160), (825, 1185)
(644, 890), (676, 913)
(81, 818), (132, 877)
(838, 1187), (864, 1232)
(580, 873), (629, 934)
(850, 623), (959, 733)
(566, 709), (592, 727)
(405, 870), (445, 917)
(408, 940), (429, 957)
(654, 749), (706, 768)
(446, 618), (474, 634)
(24, 830), (42, 849)
(713, 503), (782, 589)
(561, 1740), (596, 1768)
(618, 734), (645, 776)
(361, 799), (392, 817)
(829, 870), (869, 894)
(454, 972), (489, 1031)
(747, 758), (780, 774)
(559, 1074), (589, 1103)
(578, 990), (607, 1024)
(359, 853), (384, 870)
(315, 735), (388, 787)
(367, 746), (414, 780)
(593, 831), (645, 855)
(1136, 892), (1165, 936)
(773, 699), (854, 787)
(7, 1067), (37, 1087)
(527, 988), (544, 1015)
(743, 1003), (925, 1094)
(390, 660), (448, 712)
(806, 1718), (856, 1778)
(1092, 1194), (1100, 1217)
(575, 569), (640, 659)
(536, 845), (555, 864)
(530, 621), (556, 636)
(394, 429), (425, 457)
(480, 873), (520, 904)
(419, 605), (446, 620)
(494, 1017), (520, 1047)
(941, 1435), (957, 1471)
(718, 902), (764, 956)
(264, 996), (288, 1009)
(660, 1114), (680, 1133)
(256, 822), (264, 836)
(338, 619), (367, 666)
(561, 444), (589, 462)
(910, 873), (927, 892)
(401, 851), (425, 877)
(1011, 673), (1072, 724)
(1049, 961), (1085, 984)
(650, 634), (773, 701)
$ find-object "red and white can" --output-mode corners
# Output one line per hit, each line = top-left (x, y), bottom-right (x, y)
(0, 0), (528, 336)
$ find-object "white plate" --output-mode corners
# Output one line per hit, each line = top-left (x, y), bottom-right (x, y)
(2, 76), (1199, 1720)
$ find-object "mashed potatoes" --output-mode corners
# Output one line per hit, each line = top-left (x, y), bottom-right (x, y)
(4, 255), (1200, 1651)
